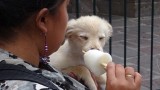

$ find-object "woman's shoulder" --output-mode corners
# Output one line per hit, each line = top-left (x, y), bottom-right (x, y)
(0, 49), (88, 90)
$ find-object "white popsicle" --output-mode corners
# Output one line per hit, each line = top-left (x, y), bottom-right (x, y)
(83, 49), (112, 76)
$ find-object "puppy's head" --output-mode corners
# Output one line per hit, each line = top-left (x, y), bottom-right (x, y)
(66, 15), (113, 52)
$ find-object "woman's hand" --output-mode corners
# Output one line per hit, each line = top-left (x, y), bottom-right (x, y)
(106, 62), (142, 90)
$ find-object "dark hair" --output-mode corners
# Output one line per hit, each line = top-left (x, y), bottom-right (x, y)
(0, 0), (64, 42)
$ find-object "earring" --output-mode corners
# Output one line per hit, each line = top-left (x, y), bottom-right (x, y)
(40, 33), (50, 63)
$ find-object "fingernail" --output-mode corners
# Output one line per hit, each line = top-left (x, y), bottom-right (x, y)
(108, 62), (114, 66)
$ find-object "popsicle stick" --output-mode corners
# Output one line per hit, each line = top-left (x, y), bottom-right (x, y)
(101, 63), (107, 68)
(82, 50), (86, 54)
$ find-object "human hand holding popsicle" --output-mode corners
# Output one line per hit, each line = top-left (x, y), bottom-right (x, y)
(83, 49), (142, 90)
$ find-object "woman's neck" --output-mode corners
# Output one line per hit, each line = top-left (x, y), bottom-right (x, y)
(0, 34), (40, 67)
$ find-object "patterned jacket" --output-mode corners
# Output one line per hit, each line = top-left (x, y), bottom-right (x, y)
(0, 48), (88, 90)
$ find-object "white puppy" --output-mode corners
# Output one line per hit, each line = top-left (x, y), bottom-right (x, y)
(49, 15), (113, 90)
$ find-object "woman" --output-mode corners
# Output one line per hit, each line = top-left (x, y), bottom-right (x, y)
(0, 0), (141, 90)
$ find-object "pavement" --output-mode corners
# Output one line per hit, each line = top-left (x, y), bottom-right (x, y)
(103, 15), (160, 90)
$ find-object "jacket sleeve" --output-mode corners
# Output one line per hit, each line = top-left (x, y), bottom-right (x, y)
(0, 80), (63, 90)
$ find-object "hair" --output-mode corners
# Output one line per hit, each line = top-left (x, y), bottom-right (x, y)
(0, 0), (64, 42)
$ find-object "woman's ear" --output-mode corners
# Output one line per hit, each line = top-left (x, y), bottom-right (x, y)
(35, 8), (49, 33)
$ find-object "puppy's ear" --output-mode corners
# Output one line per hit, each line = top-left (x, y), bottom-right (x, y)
(104, 21), (113, 41)
(65, 19), (77, 38)
(106, 22), (113, 38)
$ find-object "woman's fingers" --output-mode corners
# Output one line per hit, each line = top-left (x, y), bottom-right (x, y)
(134, 72), (142, 89)
(106, 62), (142, 90)
(115, 64), (125, 79)
(125, 67), (135, 83)
(106, 62), (116, 81)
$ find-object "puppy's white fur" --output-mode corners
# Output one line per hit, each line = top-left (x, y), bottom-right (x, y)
(49, 15), (113, 90)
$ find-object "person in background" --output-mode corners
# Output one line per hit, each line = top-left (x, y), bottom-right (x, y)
(0, 0), (141, 90)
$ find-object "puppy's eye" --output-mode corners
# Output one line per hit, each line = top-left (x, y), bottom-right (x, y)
(80, 36), (88, 40)
(99, 37), (104, 40)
